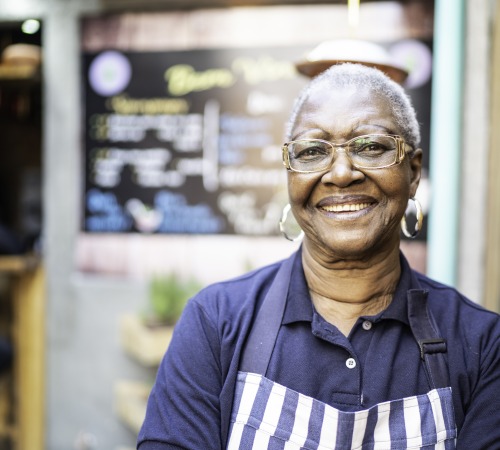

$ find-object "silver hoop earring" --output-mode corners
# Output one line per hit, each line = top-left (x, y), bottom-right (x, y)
(279, 204), (304, 242)
(401, 197), (423, 238)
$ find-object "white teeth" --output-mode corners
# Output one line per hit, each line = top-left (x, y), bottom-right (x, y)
(322, 203), (371, 212)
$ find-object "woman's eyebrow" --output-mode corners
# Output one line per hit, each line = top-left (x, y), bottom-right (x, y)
(292, 125), (395, 142)
(291, 128), (326, 140)
(352, 123), (395, 134)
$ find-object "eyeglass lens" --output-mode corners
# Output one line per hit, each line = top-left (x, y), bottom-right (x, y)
(287, 135), (399, 172)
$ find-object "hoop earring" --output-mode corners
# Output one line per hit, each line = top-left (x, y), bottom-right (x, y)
(401, 197), (423, 238)
(279, 204), (304, 242)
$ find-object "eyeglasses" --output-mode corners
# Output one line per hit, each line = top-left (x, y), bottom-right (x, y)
(282, 134), (412, 173)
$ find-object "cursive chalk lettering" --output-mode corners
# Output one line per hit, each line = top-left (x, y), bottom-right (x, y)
(165, 64), (235, 96)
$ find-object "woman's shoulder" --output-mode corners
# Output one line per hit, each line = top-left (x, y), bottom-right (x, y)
(172, 255), (294, 360)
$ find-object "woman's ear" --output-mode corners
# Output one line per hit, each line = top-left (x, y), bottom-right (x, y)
(409, 148), (423, 197)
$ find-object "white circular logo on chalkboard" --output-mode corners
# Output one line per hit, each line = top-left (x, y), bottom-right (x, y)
(88, 51), (132, 96)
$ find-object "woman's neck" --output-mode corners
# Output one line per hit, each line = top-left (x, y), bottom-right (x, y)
(302, 241), (401, 336)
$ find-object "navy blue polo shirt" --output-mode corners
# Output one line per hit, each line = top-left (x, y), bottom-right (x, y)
(138, 249), (500, 450)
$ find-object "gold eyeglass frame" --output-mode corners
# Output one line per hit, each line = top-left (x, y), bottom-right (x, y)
(282, 134), (412, 173)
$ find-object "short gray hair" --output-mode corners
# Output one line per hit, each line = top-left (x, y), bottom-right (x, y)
(286, 63), (421, 149)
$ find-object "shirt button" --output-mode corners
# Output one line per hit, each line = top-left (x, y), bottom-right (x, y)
(362, 320), (373, 330)
(346, 358), (357, 369)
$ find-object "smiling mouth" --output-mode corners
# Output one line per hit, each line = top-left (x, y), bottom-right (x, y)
(321, 202), (373, 213)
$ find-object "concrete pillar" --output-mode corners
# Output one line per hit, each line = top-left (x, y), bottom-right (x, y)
(427, 0), (465, 287)
(458, 0), (493, 303)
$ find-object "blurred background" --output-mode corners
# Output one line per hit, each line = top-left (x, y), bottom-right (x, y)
(0, 0), (498, 448)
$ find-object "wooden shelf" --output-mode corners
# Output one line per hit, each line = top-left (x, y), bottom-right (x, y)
(0, 64), (37, 78)
(0, 64), (41, 88)
(0, 255), (40, 273)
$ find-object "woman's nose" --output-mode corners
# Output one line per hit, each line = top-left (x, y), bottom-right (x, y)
(320, 151), (365, 187)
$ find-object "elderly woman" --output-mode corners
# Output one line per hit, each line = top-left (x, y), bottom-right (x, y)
(137, 64), (500, 449)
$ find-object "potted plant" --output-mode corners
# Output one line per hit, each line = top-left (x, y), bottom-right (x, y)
(145, 273), (201, 327)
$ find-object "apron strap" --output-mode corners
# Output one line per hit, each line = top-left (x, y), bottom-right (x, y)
(407, 289), (450, 389)
(239, 254), (295, 375)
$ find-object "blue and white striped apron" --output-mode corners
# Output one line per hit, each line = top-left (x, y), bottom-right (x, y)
(228, 372), (456, 449)
(227, 255), (457, 449)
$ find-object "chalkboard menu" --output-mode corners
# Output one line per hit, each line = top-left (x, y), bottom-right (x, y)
(82, 41), (432, 236)
(83, 46), (307, 235)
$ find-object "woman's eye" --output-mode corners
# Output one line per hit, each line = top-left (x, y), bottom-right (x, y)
(295, 145), (328, 159)
(355, 142), (388, 155)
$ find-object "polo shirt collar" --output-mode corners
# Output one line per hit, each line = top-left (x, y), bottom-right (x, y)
(282, 247), (419, 326)
(282, 248), (313, 325)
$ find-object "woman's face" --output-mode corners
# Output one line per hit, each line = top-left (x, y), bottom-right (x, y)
(287, 85), (422, 260)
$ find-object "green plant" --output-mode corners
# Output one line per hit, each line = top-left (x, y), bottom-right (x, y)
(145, 273), (202, 326)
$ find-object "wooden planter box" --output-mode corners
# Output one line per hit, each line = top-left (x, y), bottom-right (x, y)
(119, 313), (174, 367)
